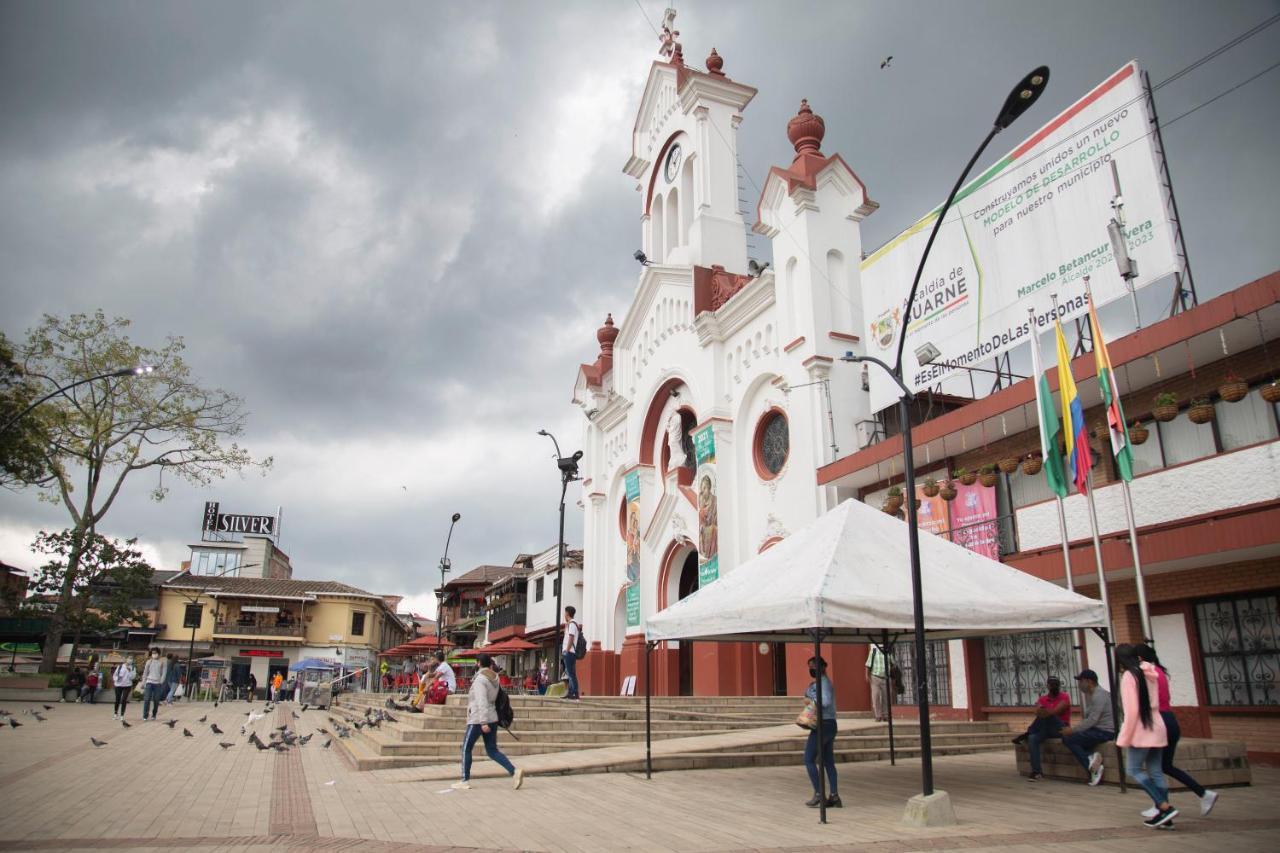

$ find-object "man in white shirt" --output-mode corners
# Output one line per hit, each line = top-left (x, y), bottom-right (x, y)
(866, 645), (888, 722)
(432, 652), (456, 693)
(562, 606), (581, 700)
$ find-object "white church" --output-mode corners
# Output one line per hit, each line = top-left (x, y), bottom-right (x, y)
(570, 24), (882, 698)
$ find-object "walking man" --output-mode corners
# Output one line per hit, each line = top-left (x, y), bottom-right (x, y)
(140, 648), (166, 720)
(561, 606), (581, 701)
(452, 653), (524, 791)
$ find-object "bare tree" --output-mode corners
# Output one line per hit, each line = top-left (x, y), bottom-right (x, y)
(17, 310), (270, 672)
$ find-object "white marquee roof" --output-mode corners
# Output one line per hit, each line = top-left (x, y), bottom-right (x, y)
(644, 498), (1106, 644)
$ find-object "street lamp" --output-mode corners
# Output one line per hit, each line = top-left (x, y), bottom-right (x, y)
(537, 429), (581, 680)
(0, 365), (154, 435)
(844, 66), (1049, 817)
(437, 513), (461, 644)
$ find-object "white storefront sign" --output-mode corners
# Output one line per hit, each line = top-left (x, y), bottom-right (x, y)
(864, 61), (1180, 412)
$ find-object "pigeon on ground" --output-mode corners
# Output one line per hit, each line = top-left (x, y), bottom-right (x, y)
(298, 733), (312, 746)
(301, 703), (309, 712)
(8, 718), (21, 728)
(269, 742), (288, 752)
(32, 712), (47, 722)
(240, 726), (246, 736)
(210, 724), (224, 735)
(317, 727), (329, 735)
(275, 724), (289, 732)
(252, 739), (269, 751)
(197, 715), (207, 723)
(384, 712), (397, 724)
(218, 742), (235, 750)
(90, 737), (107, 747)
(163, 719), (178, 729)
(42, 704), (54, 711)
(0, 709), (11, 716)
(322, 738), (332, 749)
(121, 720), (131, 729)
(291, 710), (299, 720)
(182, 728), (194, 738)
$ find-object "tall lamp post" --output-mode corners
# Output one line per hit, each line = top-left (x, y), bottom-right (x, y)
(842, 66), (1049, 821)
(536, 429), (581, 680)
(0, 365), (154, 435)
(437, 513), (462, 644)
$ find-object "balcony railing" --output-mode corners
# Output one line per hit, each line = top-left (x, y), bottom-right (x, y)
(214, 623), (304, 637)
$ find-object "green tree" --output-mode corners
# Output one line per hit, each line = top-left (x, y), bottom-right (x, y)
(0, 333), (52, 489)
(14, 310), (269, 671)
(27, 530), (157, 662)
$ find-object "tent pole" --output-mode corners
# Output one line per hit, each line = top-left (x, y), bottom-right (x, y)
(811, 628), (828, 824)
(882, 631), (895, 766)
(645, 639), (653, 780)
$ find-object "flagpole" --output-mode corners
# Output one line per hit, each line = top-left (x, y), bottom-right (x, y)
(1121, 479), (1153, 642)
(1029, 306), (1083, 672)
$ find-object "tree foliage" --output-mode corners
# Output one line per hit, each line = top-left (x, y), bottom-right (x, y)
(27, 529), (157, 644)
(0, 332), (52, 489)
(14, 310), (270, 670)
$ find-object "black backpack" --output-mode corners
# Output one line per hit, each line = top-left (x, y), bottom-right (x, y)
(495, 686), (515, 729)
(574, 622), (588, 659)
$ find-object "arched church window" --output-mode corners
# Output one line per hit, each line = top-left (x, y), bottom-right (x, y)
(754, 409), (790, 479)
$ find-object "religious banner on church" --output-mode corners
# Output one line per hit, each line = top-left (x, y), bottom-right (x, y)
(693, 426), (719, 586)
(624, 470), (642, 629)
(862, 61), (1180, 413)
(949, 482), (999, 561)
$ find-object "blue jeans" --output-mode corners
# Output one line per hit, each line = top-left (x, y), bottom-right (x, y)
(1025, 715), (1063, 776)
(142, 683), (164, 719)
(804, 718), (838, 795)
(562, 651), (579, 698)
(461, 724), (515, 781)
(1125, 746), (1169, 808)
(1063, 726), (1115, 772)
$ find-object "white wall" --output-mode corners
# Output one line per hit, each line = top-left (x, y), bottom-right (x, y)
(1017, 440), (1280, 551)
(1151, 613), (1198, 706)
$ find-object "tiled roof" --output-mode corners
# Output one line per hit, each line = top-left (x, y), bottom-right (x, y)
(445, 564), (521, 588)
(163, 573), (381, 600)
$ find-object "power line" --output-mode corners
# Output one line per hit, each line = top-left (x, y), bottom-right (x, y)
(1161, 57), (1280, 126)
(1153, 12), (1280, 90)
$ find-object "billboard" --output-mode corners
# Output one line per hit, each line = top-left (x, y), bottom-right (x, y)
(624, 470), (642, 628)
(202, 501), (278, 536)
(863, 61), (1180, 412)
(693, 425), (719, 587)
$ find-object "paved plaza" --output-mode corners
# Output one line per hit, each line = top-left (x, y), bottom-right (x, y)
(0, 700), (1275, 853)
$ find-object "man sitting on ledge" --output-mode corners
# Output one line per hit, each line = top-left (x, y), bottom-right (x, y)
(1060, 669), (1115, 786)
(1012, 675), (1071, 781)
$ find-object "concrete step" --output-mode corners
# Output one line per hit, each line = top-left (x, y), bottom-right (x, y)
(599, 742), (1013, 774)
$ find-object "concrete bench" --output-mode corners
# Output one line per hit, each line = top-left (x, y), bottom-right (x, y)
(1015, 738), (1252, 788)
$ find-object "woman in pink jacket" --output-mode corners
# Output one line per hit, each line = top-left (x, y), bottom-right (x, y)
(1114, 644), (1176, 828)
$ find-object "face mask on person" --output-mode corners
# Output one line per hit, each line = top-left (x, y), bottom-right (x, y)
(809, 667), (820, 677)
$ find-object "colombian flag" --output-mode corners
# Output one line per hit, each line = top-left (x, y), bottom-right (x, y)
(1055, 318), (1091, 495)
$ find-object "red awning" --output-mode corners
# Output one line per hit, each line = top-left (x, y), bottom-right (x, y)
(406, 634), (455, 648)
(481, 638), (539, 654)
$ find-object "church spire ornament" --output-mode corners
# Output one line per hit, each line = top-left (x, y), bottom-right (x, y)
(658, 7), (683, 64)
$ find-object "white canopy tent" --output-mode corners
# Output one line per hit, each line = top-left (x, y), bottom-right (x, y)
(646, 498), (1107, 645)
(640, 498), (1111, 822)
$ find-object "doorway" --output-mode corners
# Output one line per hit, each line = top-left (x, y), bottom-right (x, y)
(677, 550), (699, 696)
(771, 643), (788, 696)
(268, 659), (289, 700)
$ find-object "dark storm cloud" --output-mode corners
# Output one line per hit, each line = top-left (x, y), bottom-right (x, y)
(2, 1), (1278, 602)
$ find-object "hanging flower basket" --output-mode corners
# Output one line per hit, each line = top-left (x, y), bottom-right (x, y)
(1219, 376), (1248, 403)
(921, 478), (940, 498)
(883, 487), (903, 514)
(939, 481), (957, 501)
(978, 465), (998, 488)
(1262, 382), (1280, 404)
(1129, 420), (1149, 446)
(1153, 392), (1178, 423)
(997, 457), (1019, 474)
(1188, 398), (1215, 425)
(1022, 454), (1043, 476)
(956, 468), (977, 486)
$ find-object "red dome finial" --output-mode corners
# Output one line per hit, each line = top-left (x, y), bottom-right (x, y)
(787, 98), (826, 157)
(597, 314), (619, 351)
(706, 48), (725, 76)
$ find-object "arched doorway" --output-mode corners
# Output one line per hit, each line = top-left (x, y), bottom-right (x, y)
(677, 550), (699, 696)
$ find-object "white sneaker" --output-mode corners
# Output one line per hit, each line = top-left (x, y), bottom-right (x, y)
(513, 768), (524, 790)
(1141, 806), (1159, 819)
(1088, 752), (1102, 773)
(1089, 763), (1104, 786)
(450, 780), (472, 790)
(1199, 790), (1218, 816)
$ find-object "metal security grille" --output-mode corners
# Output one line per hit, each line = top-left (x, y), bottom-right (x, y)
(896, 640), (951, 706)
(1195, 594), (1279, 706)
(984, 631), (1080, 707)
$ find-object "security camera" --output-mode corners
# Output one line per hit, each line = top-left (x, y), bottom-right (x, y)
(914, 342), (942, 366)
(634, 250), (650, 266)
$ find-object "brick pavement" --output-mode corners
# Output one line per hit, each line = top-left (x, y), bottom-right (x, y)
(0, 699), (1276, 852)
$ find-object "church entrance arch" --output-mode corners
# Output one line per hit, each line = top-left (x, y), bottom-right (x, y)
(676, 551), (699, 696)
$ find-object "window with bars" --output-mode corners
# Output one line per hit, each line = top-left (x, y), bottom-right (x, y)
(984, 631), (1081, 707)
(535, 577), (545, 602)
(894, 640), (952, 706)
(1194, 593), (1279, 706)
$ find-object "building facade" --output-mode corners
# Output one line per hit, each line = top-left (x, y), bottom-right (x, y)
(572, 40), (876, 698)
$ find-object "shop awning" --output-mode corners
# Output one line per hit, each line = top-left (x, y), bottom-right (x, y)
(481, 638), (539, 654)
(152, 640), (214, 654)
(211, 633), (306, 646)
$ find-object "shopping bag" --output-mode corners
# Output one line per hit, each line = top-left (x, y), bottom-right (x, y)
(795, 699), (817, 730)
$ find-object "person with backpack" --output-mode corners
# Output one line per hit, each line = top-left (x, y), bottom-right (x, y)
(453, 653), (524, 791)
(562, 606), (584, 701)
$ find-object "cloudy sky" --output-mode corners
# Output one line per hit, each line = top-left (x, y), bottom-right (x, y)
(2, 1), (1278, 616)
